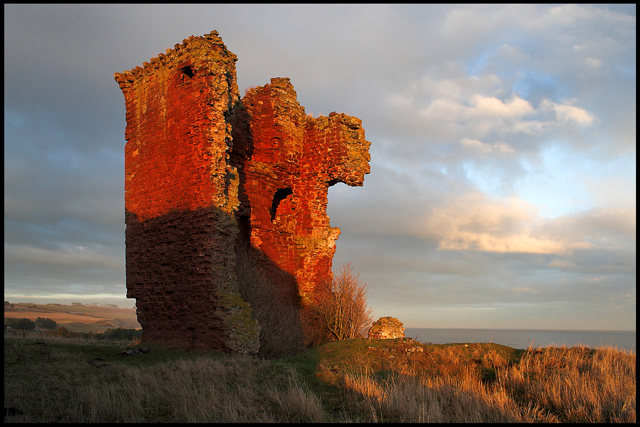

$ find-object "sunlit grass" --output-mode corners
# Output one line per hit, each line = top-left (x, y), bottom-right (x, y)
(4, 335), (635, 422)
(322, 340), (636, 422)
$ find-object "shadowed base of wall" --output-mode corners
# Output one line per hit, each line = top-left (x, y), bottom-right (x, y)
(125, 206), (308, 357)
(236, 246), (307, 358)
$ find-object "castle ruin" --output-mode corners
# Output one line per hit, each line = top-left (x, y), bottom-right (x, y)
(114, 31), (370, 354)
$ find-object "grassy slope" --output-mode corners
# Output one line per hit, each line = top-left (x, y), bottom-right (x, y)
(4, 335), (635, 422)
(277, 337), (524, 417)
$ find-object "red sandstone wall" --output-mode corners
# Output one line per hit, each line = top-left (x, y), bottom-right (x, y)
(115, 32), (257, 351)
(115, 31), (370, 353)
(242, 78), (371, 305)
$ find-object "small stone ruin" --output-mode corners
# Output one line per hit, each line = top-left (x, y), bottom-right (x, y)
(368, 317), (405, 340)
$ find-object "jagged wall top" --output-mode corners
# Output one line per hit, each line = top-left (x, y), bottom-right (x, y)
(114, 30), (237, 91)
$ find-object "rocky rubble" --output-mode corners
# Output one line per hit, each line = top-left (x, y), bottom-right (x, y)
(368, 317), (405, 340)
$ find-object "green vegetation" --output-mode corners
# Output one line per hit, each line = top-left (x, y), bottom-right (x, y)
(5, 302), (140, 331)
(35, 317), (57, 330)
(4, 334), (635, 423)
(5, 318), (35, 332)
(99, 328), (143, 341)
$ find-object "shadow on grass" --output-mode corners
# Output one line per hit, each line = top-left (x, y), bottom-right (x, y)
(279, 338), (529, 422)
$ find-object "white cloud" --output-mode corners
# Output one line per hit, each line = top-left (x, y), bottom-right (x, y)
(527, 4), (635, 33)
(438, 231), (592, 255)
(392, 66), (598, 154)
(585, 57), (604, 69)
(540, 98), (597, 125)
(511, 119), (550, 136)
(544, 208), (637, 243)
(460, 138), (491, 152)
(420, 193), (596, 255)
(419, 93), (535, 125)
(468, 95), (534, 119)
(460, 138), (515, 154)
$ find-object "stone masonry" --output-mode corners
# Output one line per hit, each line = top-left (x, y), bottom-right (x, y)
(241, 78), (371, 305)
(114, 31), (370, 353)
(368, 317), (405, 340)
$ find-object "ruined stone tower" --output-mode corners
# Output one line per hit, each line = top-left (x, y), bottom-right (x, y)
(114, 31), (370, 353)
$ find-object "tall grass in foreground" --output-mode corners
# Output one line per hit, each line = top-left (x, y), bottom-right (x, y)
(335, 344), (635, 422)
(4, 335), (635, 423)
(73, 357), (326, 422)
(4, 338), (327, 423)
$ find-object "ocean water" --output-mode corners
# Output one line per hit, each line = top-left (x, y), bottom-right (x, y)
(404, 328), (636, 353)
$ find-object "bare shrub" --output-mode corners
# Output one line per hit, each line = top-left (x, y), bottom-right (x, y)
(302, 264), (373, 345)
(243, 86), (257, 97)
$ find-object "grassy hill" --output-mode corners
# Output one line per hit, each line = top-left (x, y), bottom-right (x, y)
(3, 335), (635, 422)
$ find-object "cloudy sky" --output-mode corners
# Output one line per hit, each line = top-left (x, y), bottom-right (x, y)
(4, 4), (636, 331)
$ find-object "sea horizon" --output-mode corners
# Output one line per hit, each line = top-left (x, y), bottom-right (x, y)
(405, 326), (636, 332)
(405, 327), (636, 353)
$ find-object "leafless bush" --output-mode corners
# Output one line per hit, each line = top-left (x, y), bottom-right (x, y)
(301, 264), (373, 345)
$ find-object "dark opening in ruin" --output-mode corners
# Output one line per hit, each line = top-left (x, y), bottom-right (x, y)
(180, 65), (195, 78)
(237, 214), (251, 249)
(270, 188), (293, 222)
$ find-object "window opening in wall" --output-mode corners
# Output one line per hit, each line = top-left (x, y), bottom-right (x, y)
(270, 188), (293, 222)
(180, 65), (195, 78)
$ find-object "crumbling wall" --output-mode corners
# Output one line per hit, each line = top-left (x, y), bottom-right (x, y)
(241, 78), (370, 306)
(368, 317), (405, 340)
(114, 31), (370, 353)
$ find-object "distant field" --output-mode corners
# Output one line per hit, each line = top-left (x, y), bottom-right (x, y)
(4, 303), (140, 332)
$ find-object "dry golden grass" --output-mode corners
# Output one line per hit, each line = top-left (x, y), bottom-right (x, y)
(4, 334), (635, 423)
(331, 342), (636, 423)
(496, 345), (636, 422)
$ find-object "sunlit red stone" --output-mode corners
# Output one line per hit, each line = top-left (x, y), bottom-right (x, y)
(114, 31), (371, 351)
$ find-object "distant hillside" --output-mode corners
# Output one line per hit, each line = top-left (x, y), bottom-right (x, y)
(4, 302), (140, 333)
